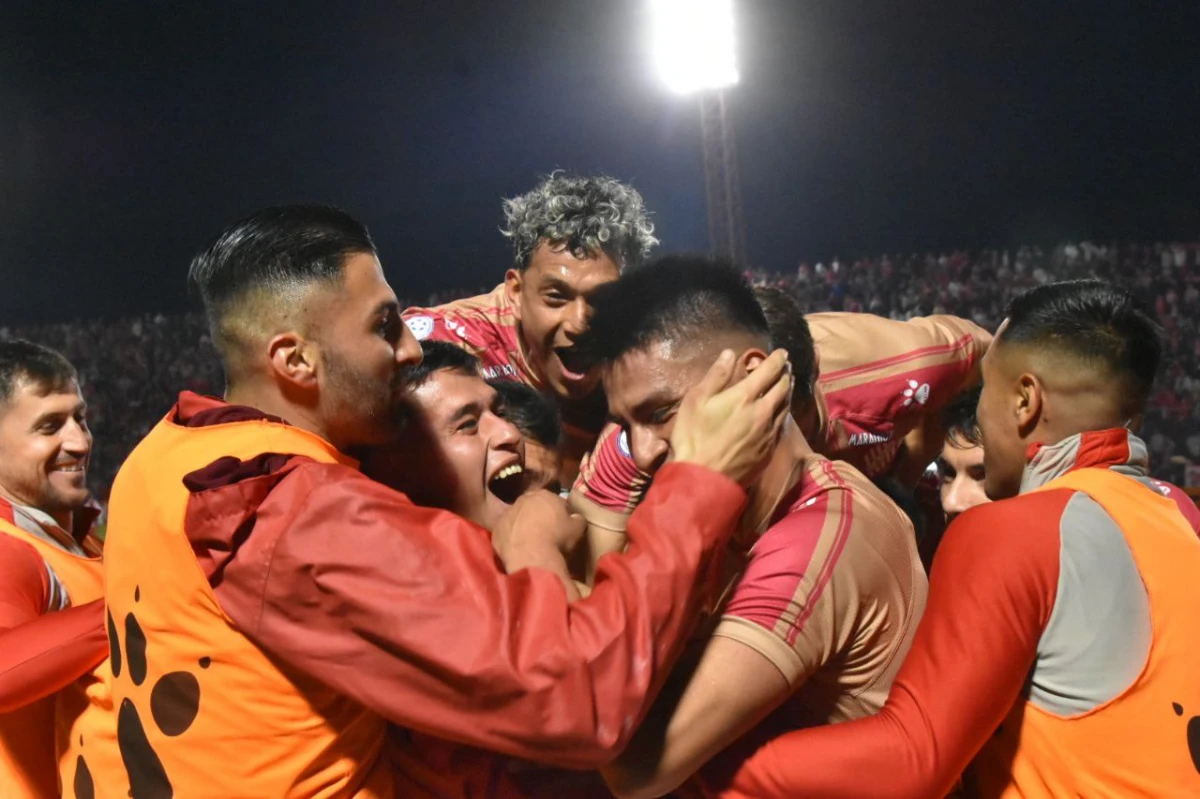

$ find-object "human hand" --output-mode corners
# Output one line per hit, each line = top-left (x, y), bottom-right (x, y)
(669, 349), (793, 487)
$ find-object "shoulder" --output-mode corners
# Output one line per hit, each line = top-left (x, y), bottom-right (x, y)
(0, 533), (53, 617)
(933, 488), (1076, 589)
(0, 533), (50, 583)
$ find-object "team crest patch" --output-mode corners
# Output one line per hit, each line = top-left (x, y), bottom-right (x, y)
(618, 429), (632, 458)
(405, 315), (435, 341)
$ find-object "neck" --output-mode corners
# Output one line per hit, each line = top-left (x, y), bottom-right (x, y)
(0, 483), (73, 533)
(1028, 394), (1132, 455)
(224, 383), (338, 450)
(741, 418), (812, 538)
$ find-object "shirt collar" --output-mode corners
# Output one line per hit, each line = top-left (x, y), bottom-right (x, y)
(1020, 428), (1148, 493)
(0, 494), (99, 556)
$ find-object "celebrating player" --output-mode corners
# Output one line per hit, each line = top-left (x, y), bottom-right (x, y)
(565, 256), (927, 799)
(363, 341), (581, 597)
(715, 280), (1200, 798)
(0, 341), (118, 798)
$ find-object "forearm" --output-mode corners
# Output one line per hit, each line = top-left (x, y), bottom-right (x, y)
(604, 636), (790, 799)
(569, 491), (630, 583)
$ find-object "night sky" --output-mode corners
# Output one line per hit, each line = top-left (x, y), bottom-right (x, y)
(2, 1), (1197, 325)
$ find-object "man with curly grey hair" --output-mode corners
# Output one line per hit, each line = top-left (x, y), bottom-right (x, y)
(404, 173), (657, 484)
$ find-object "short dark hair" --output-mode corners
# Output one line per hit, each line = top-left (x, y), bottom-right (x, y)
(753, 285), (817, 410)
(1000, 280), (1163, 416)
(942, 386), (983, 448)
(0, 340), (78, 408)
(189, 205), (376, 359)
(489, 380), (563, 451)
(578, 255), (769, 365)
(403, 341), (482, 391)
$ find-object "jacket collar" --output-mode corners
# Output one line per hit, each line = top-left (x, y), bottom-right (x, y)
(1020, 428), (1148, 493)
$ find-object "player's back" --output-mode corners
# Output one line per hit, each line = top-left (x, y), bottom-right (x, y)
(404, 284), (531, 384)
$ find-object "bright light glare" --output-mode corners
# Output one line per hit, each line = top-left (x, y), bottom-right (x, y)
(650, 0), (739, 94)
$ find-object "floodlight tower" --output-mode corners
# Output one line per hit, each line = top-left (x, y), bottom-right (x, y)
(651, 0), (746, 265)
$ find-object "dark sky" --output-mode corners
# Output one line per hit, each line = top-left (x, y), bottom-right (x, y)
(2, 1), (1198, 325)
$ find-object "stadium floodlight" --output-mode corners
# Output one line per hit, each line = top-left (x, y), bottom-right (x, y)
(650, 0), (739, 95)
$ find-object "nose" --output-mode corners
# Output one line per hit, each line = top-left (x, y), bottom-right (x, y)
(942, 476), (971, 517)
(61, 418), (92, 458)
(630, 425), (669, 475)
(486, 411), (523, 455)
(561, 297), (590, 340)
(396, 322), (424, 368)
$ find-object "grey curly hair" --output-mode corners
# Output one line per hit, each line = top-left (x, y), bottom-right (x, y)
(501, 173), (658, 272)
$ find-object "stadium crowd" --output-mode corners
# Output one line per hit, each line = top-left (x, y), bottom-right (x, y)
(4, 242), (1197, 500)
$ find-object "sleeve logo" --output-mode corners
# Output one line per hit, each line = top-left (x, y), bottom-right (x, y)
(902, 380), (931, 407)
(405, 315), (434, 341)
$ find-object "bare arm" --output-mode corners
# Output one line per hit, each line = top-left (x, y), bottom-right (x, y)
(602, 635), (790, 798)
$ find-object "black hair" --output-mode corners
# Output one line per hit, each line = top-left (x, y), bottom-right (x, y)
(488, 379), (564, 451)
(188, 205), (376, 354)
(0, 339), (78, 407)
(403, 341), (482, 390)
(753, 285), (817, 409)
(1000, 280), (1163, 415)
(578, 254), (769, 365)
(942, 386), (984, 448)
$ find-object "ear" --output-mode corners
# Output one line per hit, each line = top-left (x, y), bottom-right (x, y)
(738, 347), (770, 377)
(267, 331), (319, 390)
(1014, 371), (1043, 434)
(505, 269), (524, 323)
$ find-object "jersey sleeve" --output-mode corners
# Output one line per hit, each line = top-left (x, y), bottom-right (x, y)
(815, 313), (991, 458)
(0, 535), (52, 629)
(708, 490), (1065, 799)
(0, 536), (107, 712)
(0, 600), (107, 713)
(196, 459), (747, 769)
(711, 488), (844, 686)
(570, 423), (650, 517)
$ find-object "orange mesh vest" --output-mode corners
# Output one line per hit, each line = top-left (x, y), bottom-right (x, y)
(102, 413), (391, 798)
(974, 467), (1200, 797)
(0, 519), (114, 799)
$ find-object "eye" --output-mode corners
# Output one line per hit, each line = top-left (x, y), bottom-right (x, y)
(38, 419), (64, 435)
(456, 417), (480, 434)
(649, 404), (679, 425)
(376, 312), (401, 342)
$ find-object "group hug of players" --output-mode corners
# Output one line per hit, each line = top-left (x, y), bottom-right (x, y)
(0, 174), (1198, 798)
